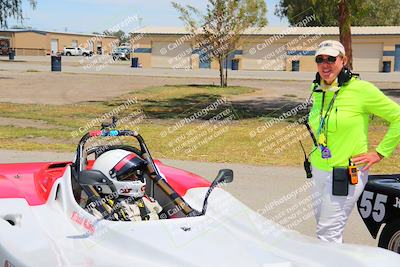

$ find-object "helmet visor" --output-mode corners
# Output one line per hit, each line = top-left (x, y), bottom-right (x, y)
(118, 169), (144, 182)
(111, 153), (147, 182)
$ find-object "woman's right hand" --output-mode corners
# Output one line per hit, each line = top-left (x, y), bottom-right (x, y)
(352, 152), (383, 171)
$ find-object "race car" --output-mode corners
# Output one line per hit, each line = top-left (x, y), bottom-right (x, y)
(358, 174), (400, 254)
(1, 129), (400, 267)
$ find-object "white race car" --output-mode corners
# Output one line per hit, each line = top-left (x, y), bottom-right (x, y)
(0, 129), (399, 267)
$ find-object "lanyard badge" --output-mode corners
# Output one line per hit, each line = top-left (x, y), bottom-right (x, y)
(317, 91), (339, 159)
(321, 146), (332, 159)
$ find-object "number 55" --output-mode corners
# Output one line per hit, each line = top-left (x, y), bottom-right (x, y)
(359, 191), (388, 222)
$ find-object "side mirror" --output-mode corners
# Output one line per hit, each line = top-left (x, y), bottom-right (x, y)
(200, 169), (234, 215)
(215, 169), (234, 184)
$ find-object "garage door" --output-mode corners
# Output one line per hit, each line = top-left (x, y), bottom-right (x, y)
(152, 42), (192, 69)
(51, 39), (58, 54)
(242, 43), (286, 71)
(88, 41), (94, 52)
(353, 43), (383, 72)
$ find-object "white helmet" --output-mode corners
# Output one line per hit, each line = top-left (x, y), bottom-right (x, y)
(92, 149), (148, 198)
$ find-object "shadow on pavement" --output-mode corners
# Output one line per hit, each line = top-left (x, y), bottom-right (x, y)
(382, 89), (400, 98)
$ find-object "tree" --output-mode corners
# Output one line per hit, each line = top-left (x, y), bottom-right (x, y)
(353, 0), (400, 26)
(172, 0), (267, 87)
(0, 0), (37, 28)
(275, 0), (400, 69)
(103, 30), (130, 46)
(275, 0), (400, 26)
(338, 0), (353, 69)
(10, 24), (32, 29)
(275, 0), (336, 26)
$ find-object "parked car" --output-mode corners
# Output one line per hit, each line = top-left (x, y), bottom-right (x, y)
(81, 47), (93, 57)
(63, 47), (93, 57)
(112, 47), (132, 60)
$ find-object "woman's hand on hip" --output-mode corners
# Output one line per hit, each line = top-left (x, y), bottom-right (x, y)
(352, 152), (383, 171)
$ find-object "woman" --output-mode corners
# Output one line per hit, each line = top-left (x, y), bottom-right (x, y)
(308, 40), (400, 243)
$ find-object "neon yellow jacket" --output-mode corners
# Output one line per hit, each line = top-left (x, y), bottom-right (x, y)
(309, 77), (400, 171)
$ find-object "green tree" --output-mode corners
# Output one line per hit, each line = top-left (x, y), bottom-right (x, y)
(354, 0), (400, 25)
(275, 0), (400, 69)
(172, 0), (267, 87)
(275, 0), (400, 26)
(103, 30), (130, 46)
(0, 0), (37, 28)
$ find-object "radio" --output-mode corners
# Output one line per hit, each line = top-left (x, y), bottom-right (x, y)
(348, 163), (358, 185)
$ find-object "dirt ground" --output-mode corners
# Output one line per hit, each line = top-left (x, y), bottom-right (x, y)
(0, 69), (314, 105)
(1, 69), (399, 108)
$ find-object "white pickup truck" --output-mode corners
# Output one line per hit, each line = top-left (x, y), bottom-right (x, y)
(63, 47), (93, 57)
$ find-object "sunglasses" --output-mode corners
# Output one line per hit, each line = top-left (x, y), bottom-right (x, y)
(315, 56), (338, 64)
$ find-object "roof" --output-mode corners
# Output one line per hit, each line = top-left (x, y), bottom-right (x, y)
(132, 26), (400, 36)
(0, 29), (47, 35)
(0, 29), (118, 38)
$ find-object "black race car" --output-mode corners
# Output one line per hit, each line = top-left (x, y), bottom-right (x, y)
(358, 174), (400, 253)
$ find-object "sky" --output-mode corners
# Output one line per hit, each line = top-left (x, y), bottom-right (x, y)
(6, 0), (289, 33)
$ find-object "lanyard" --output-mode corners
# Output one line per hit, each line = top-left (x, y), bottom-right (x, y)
(303, 85), (340, 147)
(317, 90), (339, 135)
(301, 87), (339, 174)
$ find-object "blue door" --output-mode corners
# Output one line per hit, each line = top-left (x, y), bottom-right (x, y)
(231, 59), (239, 70)
(199, 58), (211, 68)
(223, 52), (235, 70)
(395, 45), (400, 72)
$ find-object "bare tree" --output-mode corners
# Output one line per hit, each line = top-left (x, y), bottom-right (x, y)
(172, 0), (267, 87)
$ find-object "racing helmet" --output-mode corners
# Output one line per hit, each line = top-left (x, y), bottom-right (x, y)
(92, 149), (148, 198)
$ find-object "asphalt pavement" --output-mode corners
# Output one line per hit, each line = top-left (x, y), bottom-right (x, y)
(1, 56), (399, 82)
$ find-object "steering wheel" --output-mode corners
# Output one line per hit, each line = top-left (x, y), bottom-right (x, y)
(86, 145), (143, 159)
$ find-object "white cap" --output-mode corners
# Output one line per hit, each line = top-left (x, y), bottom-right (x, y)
(315, 40), (345, 57)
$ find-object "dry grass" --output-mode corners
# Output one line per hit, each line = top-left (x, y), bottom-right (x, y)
(0, 85), (398, 174)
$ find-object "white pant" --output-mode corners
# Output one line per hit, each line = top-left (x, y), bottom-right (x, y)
(311, 166), (368, 243)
